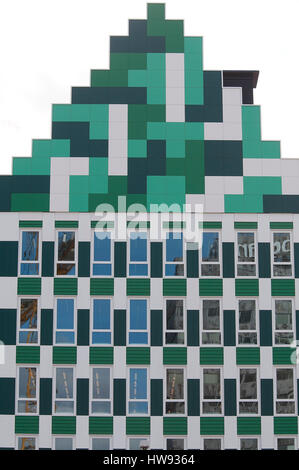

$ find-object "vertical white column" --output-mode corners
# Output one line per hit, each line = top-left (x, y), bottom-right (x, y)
(108, 104), (128, 176)
(165, 53), (185, 122)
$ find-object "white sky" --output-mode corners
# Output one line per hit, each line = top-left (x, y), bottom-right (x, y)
(0, 0), (298, 174)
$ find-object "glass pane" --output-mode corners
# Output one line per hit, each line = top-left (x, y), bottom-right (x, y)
(93, 264), (112, 276)
(58, 232), (75, 261)
(275, 300), (292, 330)
(273, 233), (291, 262)
(238, 333), (257, 345)
(275, 332), (293, 345)
(55, 332), (75, 344)
(129, 332), (148, 345)
(166, 232), (183, 262)
(203, 300), (220, 330)
(239, 300), (256, 330)
(93, 368), (110, 399)
(240, 439), (258, 450)
(239, 402), (258, 414)
(202, 233), (219, 262)
(56, 263), (75, 275)
(19, 368), (36, 398)
(277, 369), (294, 399)
(130, 233), (147, 262)
(92, 332), (111, 344)
(203, 369), (220, 399)
(20, 299), (37, 329)
(165, 263), (184, 276)
(91, 401), (111, 414)
(94, 232), (111, 261)
(129, 401), (148, 414)
(166, 369), (184, 400)
(18, 437), (36, 450)
(56, 368), (73, 399)
(129, 264), (148, 276)
(129, 438), (148, 450)
(57, 299), (74, 329)
(276, 401), (295, 414)
(202, 332), (221, 345)
(19, 331), (38, 344)
(18, 400), (37, 413)
(167, 439), (184, 451)
(240, 369), (257, 399)
(277, 438), (295, 450)
(130, 369), (147, 399)
(201, 264), (220, 276)
(238, 233), (255, 262)
(22, 232), (39, 261)
(20, 263), (39, 275)
(204, 439), (221, 450)
(92, 438), (110, 450)
(55, 438), (73, 450)
(93, 299), (110, 329)
(55, 401), (74, 413)
(166, 300), (183, 330)
(202, 402), (222, 414)
(165, 402), (185, 414)
(237, 265), (256, 276)
(130, 300), (147, 330)
(273, 265), (292, 277)
(165, 332), (185, 345)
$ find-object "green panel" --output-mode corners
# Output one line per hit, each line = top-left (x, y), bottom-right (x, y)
(163, 347), (187, 365)
(163, 417), (187, 435)
(41, 309), (53, 346)
(89, 347), (114, 364)
(78, 242), (90, 277)
(54, 278), (78, 295)
(274, 417), (298, 435)
(0, 378), (15, 414)
(17, 278), (41, 295)
(199, 279), (223, 296)
(258, 243), (271, 278)
(0, 309), (16, 345)
(187, 249), (199, 278)
(90, 278), (114, 295)
(114, 242), (127, 277)
(261, 379), (273, 416)
(185, 141), (205, 194)
(0, 242), (18, 276)
(39, 378), (52, 415)
(113, 379), (126, 416)
(150, 243), (163, 278)
(55, 220), (79, 228)
(76, 379), (89, 416)
(15, 416), (39, 434)
(126, 417), (150, 435)
(187, 379), (200, 416)
(259, 310), (272, 347)
(272, 347), (295, 365)
(236, 347), (260, 365)
(223, 310), (236, 346)
(77, 309), (89, 346)
(237, 417), (261, 435)
(19, 220), (43, 228)
(126, 279), (150, 296)
(270, 222), (293, 229)
(187, 310), (199, 346)
(243, 176), (282, 195)
(222, 243), (235, 278)
(235, 279), (259, 297)
(91, 220), (114, 229)
(163, 279), (186, 296)
(89, 417), (113, 435)
(234, 222), (258, 229)
(224, 379), (236, 416)
(16, 346), (40, 364)
(271, 279), (295, 296)
(225, 194), (263, 213)
(52, 416), (76, 435)
(11, 193), (49, 211)
(200, 347), (223, 365)
(42, 242), (54, 277)
(53, 346), (77, 364)
(126, 347), (150, 365)
(200, 417), (224, 435)
(151, 379), (163, 416)
(199, 222), (222, 229)
(114, 310), (126, 346)
(151, 310), (163, 346)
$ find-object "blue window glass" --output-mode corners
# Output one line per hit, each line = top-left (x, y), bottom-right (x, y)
(129, 300), (148, 345)
(92, 299), (111, 344)
(21, 231), (40, 275)
(129, 368), (148, 414)
(93, 232), (112, 276)
(165, 232), (184, 276)
(55, 299), (75, 344)
(129, 232), (148, 276)
(202, 233), (219, 262)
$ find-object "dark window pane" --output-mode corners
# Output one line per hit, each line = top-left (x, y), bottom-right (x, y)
(203, 369), (220, 399)
(239, 300), (256, 330)
(166, 300), (183, 330)
(273, 233), (291, 262)
(22, 232), (39, 261)
(202, 233), (219, 262)
(94, 232), (111, 261)
(277, 369), (293, 399)
(20, 300), (38, 329)
(203, 300), (220, 330)
(166, 232), (183, 262)
(166, 369), (184, 400)
(240, 369), (257, 399)
(58, 232), (75, 261)
(238, 233), (255, 262)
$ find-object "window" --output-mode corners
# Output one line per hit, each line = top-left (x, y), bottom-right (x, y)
(240, 438), (259, 450)
(129, 232), (148, 276)
(165, 232), (184, 276)
(91, 299), (112, 345)
(55, 299), (75, 345)
(238, 300), (257, 345)
(274, 299), (294, 345)
(18, 299), (39, 344)
(201, 232), (221, 276)
(272, 232), (292, 277)
(236, 232), (256, 276)
(128, 368), (148, 415)
(203, 438), (222, 450)
(54, 437), (74, 450)
(239, 368), (258, 414)
(129, 438), (150, 450)
(54, 367), (74, 414)
(275, 368), (295, 414)
(129, 299), (148, 345)
(165, 368), (185, 414)
(20, 231), (40, 275)
(56, 231), (76, 276)
(202, 368), (222, 414)
(277, 438), (296, 450)
(91, 368), (112, 414)
(93, 231), (112, 276)
(17, 436), (37, 450)
(166, 438), (185, 450)
(202, 300), (221, 345)
(17, 367), (38, 414)
(165, 299), (185, 345)
(91, 437), (111, 450)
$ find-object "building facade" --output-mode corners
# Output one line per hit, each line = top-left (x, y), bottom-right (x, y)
(1, 3), (299, 450)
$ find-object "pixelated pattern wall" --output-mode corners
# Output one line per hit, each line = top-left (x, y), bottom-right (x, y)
(2, 3), (299, 214)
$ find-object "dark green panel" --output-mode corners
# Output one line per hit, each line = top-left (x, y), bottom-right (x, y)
(53, 278), (78, 295)
(151, 379), (163, 416)
(52, 416), (76, 434)
(258, 243), (271, 278)
(78, 242), (90, 277)
(113, 379), (126, 416)
(89, 417), (113, 434)
(237, 417), (261, 435)
(163, 279), (187, 296)
(187, 310), (199, 346)
(261, 379), (273, 416)
(0, 378), (15, 414)
(223, 310), (236, 346)
(272, 347), (295, 365)
(127, 278), (150, 296)
(259, 310), (272, 346)
(199, 278), (223, 296)
(42, 242), (54, 277)
(274, 417), (298, 435)
(200, 417), (224, 435)
(39, 378), (52, 415)
(270, 222), (293, 229)
(55, 221), (78, 228)
(163, 417), (187, 435)
(41, 309), (53, 346)
(235, 279), (259, 296)
(187, 379), (200, 416)
(296, 311), (299, 341)
(114, 309), (126, 346)
(18, 278), (41, 295)
(76, 379), (89, 416)
(90, 278), (114, 295)
(236, 347), (260, 365)
(53, 346), (77, 364)
(19, 220), (43, 228)
(271, 279), (295, 296)
(0, 309), (16, 345)
(126, 347), (150, 365)
(89, 347), (113, 365)
(114, 242), (126, 277)
(77, 309), (89, 346)
(224, 379), (236, 416)
(126, 417), (150, 435)
(200, 347), (223, 365)
(163, 347), (187, 365)
(16, 346), (40, 364)
(234, 222), (258, 229)
(151, 310), (163, 346)
(151, 242), (162, 278)
(0, 242), (18, 276)
(295, 244), (299, 278)
(222, 243), (235, 278)
(15, 416), (39, 434)
(187, 249), (199, 278)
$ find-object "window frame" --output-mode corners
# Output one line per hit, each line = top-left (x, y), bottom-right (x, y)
(53, 366), (76, 416)
(200, 230), (222, 278)
(235, 230), (257, 278)
(52, 436), (75, 450)
(16, 435), (38, 450)
(164, 231), (185, 278)
(239, 437), (260, 450)
(237, 298), (259, 347)
(272, 298), (295, 347)
(90, 366), (113, 416)
(89, 436), (112, 450)
(200, 298), (223, 346)
(91, 229), (113, 277)
(276, 436), (297, 451)
(128, 297), (149, 346)
(237, 366), (260, 416)
(164, 367), (186, 416)
(54, 297), (76, 346)
(127, 229), (149, 278)
(274, 367), (296, 416)
(202, 437), (223, 450)
(90, 297), (113, 346)
(19, 229), (41, 277)
(127, 436), (150, 450)
(127, 366), (149, 416)
(164, 298), (186, 347)
(164, 437), (186, 451)
(16, 366), (39, 416)
(55, 230), (77, 277)
(17, 297), (40, 346)
(201, 367), (223, 416)
(271, 230), (293, 278)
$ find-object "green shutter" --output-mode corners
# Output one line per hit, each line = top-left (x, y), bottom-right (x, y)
(150, 310), (163, 346)
(0, 242), (18, 276)
(151, 379), (163, 416)
(163, 417), (187, 435)
(15, 416), (39, 434)
(55, 221), (78, 228)
(163, 347), (187, 365)
(187, 249), (199, 278)
(258, 243), (271, 278)
(42, 242), (54, 277)
(114, 310), (126, 346)
(261, 379), (273, 416)
(237, 417), (261, 435)
(235, 279), (259, 296)
(127, 279), (150, 296)
(270, 222), (293, 229)
(89, 347), (114, 364)
(187, 379), (200, 416)
(0, 309), (16, 345)
(19, 220), (43, 228)
(78, 242), (90, 277)
(163, 279), (187, 296)
(236, 347), (260, 365)
(259, 310), (272, 346)
(89, 417), (113, 434)
(126, 417), (150, 435)
(0, 378), (15, 414)
(199, 279), (223, 296)
(200, 417), (224, 435)
(76, 379), (89, 416)
(126, 347), (150, 364)
(114, 242), (126, 277)
(41, 309), (53, 346)
(113, 379), (126, 416)
(199, 222), (222, 229)
(272, 347), (295, 365)
(151, 242), (163, 277)
(54, 278), (78, 295)
(52, 416), (76, 434)
(224, 379), (236, 416)
(77, 309), (89, 346)
(234, 222), (258, 229)
(200, 347), (223, 365)
(223, 310), (236, 346)
(274, 417), (298, 434)
(271, 279), (295, 296)
(90, 278), (114, 295)
(18, 278), (41, 295)
(39, 378), (52, 415)
(222, 243), (235, 278)
(53, 346), (77, 364)
(187, 310), (199, 346)
(16, 346), (40, 364)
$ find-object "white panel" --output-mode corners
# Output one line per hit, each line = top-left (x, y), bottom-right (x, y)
(50, 175), (69, 194)
(112, 417), (126, 448)
(0, 213), (18, 241)
(224, 177), (243, 194)
(50, 157), (70, 175)
(0, 278), (17, 308)
(42, 213), (55, 241)
(223, 279), (236, 310)
(205, 88), (242, 140)
(150, 279), (163, 309)
(76, 347), (89, 378)
(150, 347), (163, 379)
(293, 216), (299, 243)
(108, 105), (128, 176)
(223, 105), (242, 123)
(295, 280), (299, 310)
(280, 159), (299, 177)
(39, 416), (52, 449)
(243, 158), (263, 176)
(0, 346), (16, 378)
(223, 347), (237, 378)
(282, 176), (299, 194)
(41, 278), (54, 309)
(260, 348), (273, 379)
(78, 213), (91, 241)
(40, 347), (53, 378)
(261, 159), (281, 176)
(113, 279), (127, 309)
(205, 177), (225, 195)
(186, 279), (199, 310)
(50, 193), (69, 212)
(204, 195), (224, 213)
(0, 416), (15, 447)
(166, 53), (184, 122)
(258, 279), (271, 310)
(223, 123), (242, 140)
(204, 123), (223, 140)
(222, 214), (235, 242)
(113, 347), (126, 378)
(77, 278), (90, 310)
(261, 417), (274, 449)
(222, 88), (242, 106)
(150, 417), (163, 449)
(257, 214), (270, 242)
(187, 417), (201, 449)
(76, 416), (89, 449)
(224, 417), (237, 449)
(69, 157), (89, 175)
(187, 347), (200, 379)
